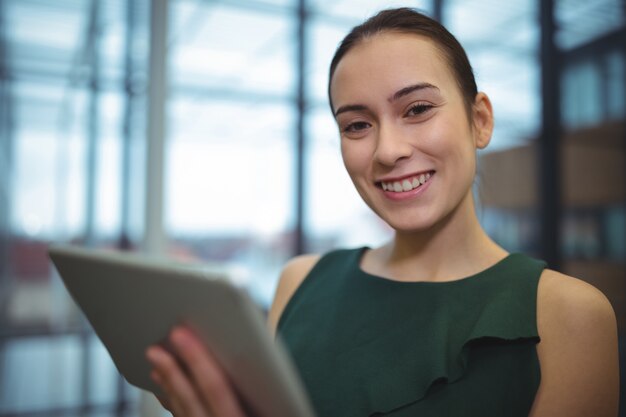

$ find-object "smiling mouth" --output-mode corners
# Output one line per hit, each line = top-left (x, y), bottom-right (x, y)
(377, 171), (435, 193)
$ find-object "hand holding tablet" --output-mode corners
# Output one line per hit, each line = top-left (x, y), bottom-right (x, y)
(146, 326), (252, 417)
(48, 244), (316, 417)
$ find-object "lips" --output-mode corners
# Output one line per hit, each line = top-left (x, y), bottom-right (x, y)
(377, 171), (435, 193)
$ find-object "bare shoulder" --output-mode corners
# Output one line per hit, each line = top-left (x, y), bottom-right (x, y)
(531, 269), (619, 417)
(267, 254), (321, 335)
(537, 269), (617, 338)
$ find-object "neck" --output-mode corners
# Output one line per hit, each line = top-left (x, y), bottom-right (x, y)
(380, 191), (507, 282)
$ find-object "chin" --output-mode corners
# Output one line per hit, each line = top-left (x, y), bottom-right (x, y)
(387, 222), (439, 235)
(362, 185), (474, 236)
(374, 210), (441, 235)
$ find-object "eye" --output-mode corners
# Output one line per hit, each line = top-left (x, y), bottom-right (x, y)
(404, 103), (434, 118)
(342, 121), (371, 133)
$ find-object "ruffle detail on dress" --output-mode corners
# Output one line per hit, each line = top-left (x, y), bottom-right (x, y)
(361, 329), (540, 416)
(342, 255), (544, 415)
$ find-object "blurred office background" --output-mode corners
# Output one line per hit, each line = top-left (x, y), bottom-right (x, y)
(0, 0), (624, 415)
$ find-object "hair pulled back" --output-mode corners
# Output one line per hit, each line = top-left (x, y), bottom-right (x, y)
(328, 8), (478, 117)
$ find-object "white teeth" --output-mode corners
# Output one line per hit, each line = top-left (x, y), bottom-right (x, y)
(381, 172), (433, 193)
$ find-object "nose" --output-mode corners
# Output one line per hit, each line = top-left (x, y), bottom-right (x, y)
(373, 121), (414, 167)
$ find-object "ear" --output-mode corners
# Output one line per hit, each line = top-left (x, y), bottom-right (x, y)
(472, 92), (494, 150)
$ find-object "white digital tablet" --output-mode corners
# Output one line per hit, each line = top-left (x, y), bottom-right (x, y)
(48, 244), (316, 417)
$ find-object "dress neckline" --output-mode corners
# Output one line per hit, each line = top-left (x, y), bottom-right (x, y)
(354, 246), (516, 286)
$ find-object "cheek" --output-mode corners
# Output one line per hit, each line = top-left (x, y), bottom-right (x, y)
(340, 140), (372, 178)
(427, 119), (476, 164)
(443, 141), (477, 189)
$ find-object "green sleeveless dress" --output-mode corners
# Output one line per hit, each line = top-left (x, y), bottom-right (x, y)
(277, 248), (547, 417)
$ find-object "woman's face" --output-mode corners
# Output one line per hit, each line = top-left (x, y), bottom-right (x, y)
(330, 32), (492, 233)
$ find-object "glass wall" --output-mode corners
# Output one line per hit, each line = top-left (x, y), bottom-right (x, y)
(1, 0), (149, 415)
(166, 1), (297, 306)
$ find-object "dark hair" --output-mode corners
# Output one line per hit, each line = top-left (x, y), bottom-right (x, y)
(328, 7), (477, 117)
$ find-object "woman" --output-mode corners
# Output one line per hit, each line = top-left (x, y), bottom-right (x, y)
(146, 8), (619, 417)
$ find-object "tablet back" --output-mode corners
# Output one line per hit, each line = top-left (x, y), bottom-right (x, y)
(49, 244), (316, 417)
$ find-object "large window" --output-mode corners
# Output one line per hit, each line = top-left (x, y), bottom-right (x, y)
(1, 0), (148, 414)
(165, 1), (297, 306)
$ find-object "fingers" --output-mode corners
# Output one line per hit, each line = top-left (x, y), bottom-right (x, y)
(151, 370), (184, 415)
(146, 327), (249, 417)
(155, 392), (172, 411)
(146, 345), (208, 417)
(170, 328), (247, 417)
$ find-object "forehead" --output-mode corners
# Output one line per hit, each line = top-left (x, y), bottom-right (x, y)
(330, 32), (458, 106)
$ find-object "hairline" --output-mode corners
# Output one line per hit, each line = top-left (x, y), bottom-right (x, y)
(328, 29), (476, 120)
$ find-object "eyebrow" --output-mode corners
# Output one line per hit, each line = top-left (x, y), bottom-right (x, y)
(389, 82), (440, 102)
(333, 82), (440, 117)
(334, 104), (368, 117)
